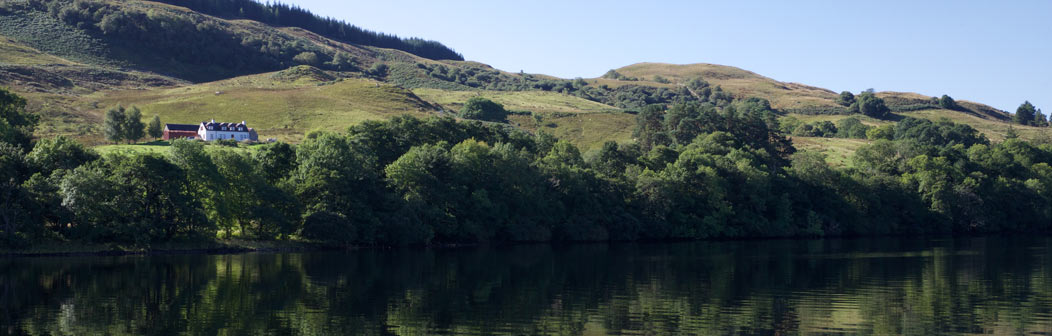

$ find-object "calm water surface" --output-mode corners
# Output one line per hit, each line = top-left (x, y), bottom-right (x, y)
(2, 237), (1051, 335)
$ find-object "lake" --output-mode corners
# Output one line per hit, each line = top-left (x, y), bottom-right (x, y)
(2, 237), (1050, 335)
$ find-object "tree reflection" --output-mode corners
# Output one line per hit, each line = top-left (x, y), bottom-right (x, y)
(1, 237), (1050, 335)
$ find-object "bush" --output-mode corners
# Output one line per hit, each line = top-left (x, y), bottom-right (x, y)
(459, 97), (508, 122)
(836, 91), (856, 106)
(938, 95), (959, 110)
(369, 63), (389, 77)
(866, 124), (894, 140)
(292, 51), (320, 66)
(857, 93), (890, 119)
(835, 117), (872, 139)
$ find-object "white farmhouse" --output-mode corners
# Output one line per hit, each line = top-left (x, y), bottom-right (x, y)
(198, 119), (259, 142)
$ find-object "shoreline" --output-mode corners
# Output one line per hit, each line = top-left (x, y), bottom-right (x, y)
(3, 232), (1042, 258)
(0, 239), (338, 258)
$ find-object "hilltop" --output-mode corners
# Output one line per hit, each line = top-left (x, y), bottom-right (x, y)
(0, 0), (1046, 153)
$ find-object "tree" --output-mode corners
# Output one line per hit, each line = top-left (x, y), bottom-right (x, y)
(169, 139), (227, 234)
(147, 115), (163, 140)
(103, 106), (126, 144)
(122, 106), (145, 143)
(26, 136), (98, 175)
(61, 154), (204, 243)
(1015, 101), (1037, 125)
(1035, 108), (1049, 127)
(938, 95), (958, 110)
(0, 88), (38, 149)
(253, 142), (296, 183)
(290, 132), (384, 243)
(458, 97), (508, 122)
(836, 117), (871, 139)
(857, 92), (890, 119)
(836, 91), (856, 107)
(0, 143), (35, 246)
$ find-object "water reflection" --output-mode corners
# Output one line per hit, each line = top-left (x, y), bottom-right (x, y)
(2, 237), (1051, 335)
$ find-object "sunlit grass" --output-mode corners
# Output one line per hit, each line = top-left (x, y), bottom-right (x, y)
(791, 137), (872, 167)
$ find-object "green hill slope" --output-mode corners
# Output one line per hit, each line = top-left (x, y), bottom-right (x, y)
(88, 66), (438, 143)
(0, 1), (1045, 154)
(609, 62), (841, 111)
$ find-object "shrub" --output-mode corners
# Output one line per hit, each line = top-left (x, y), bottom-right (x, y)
(459, 97), (508, 122)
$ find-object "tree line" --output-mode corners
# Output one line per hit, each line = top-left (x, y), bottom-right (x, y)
(153, 0), (463, 61)
(102, 105), (163, 144)
(1, 87), (1051, 248)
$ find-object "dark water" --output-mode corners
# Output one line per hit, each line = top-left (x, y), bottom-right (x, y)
(2, 237), (1051, 335)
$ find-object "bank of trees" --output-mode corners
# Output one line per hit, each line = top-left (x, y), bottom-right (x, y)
(2, 87), (1051, 248)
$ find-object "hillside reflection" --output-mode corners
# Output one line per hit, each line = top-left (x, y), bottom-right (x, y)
(2, 237), (1051, 335)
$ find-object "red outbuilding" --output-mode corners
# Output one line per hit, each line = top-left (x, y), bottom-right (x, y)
(163, 124), (199, 140)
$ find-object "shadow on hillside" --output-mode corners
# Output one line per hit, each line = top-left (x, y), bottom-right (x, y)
(882, 114), (906, 122)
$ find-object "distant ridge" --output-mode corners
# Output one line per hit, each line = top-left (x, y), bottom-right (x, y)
(152, 0), (464, 61)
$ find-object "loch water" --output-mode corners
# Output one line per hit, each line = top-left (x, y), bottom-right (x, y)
(2, 236), (1051, 335)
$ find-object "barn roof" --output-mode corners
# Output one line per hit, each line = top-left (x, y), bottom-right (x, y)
(165, 124), (198, 131)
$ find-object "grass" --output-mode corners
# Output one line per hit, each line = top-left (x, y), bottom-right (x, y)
(0, 36), (73, 65)
(1, 2), (1039, 159)
(792, 137), (872, 167)
(509, 112), (637, 151)
(94, 141), (264, 155)
(608, 62), (842, 111)
(412, 88), (619, 114)
(412, 88), (635, 150)
(784, 113), (891, 127)
(88, 75), (437, 144)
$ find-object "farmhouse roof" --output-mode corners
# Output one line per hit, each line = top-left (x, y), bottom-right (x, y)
(201, 120), (252, 132)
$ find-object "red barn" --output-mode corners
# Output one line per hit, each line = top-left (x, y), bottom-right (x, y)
(163, 124), (199, 140)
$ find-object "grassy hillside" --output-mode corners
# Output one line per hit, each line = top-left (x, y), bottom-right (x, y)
(411, 89), (635, 150)
(412, 89), (619, 114)
(87, 67), (438, 144)
(609, 62), (841, 111)
(0, 1), (1046, 157)
(0, 35), (73, 65)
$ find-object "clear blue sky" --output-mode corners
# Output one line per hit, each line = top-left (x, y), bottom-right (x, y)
(288, 0), (1049, 112)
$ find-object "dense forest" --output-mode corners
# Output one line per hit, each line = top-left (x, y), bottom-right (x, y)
(3, 0), (458, 81)
(151, 0), (463, 61)
(1, 86), (1051, 248)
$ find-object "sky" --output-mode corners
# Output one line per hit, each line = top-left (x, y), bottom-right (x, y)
(287, 0), (1050, 112)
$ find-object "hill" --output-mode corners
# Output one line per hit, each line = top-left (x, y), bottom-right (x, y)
(90, 66), (438, 143)
(609, 62), (841, 112)
(0, 0), (1046, 154)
